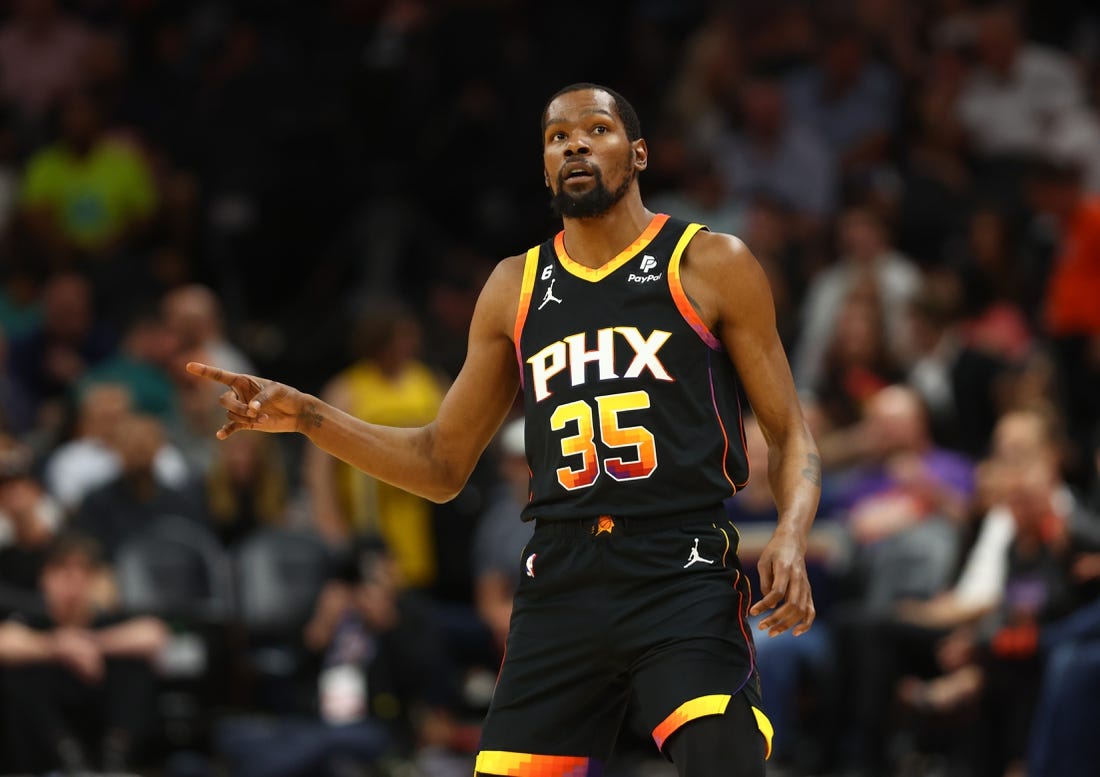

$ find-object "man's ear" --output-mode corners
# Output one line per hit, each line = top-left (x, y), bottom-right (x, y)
(632, 139), (649, 172)
(544, 170), (551, 188)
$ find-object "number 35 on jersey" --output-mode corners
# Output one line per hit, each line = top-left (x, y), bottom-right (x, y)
(527, 326), (671, 492)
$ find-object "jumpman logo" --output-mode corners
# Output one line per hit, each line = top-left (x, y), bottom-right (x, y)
(683, 538), (715, 568)
(538, 278), (563, 310)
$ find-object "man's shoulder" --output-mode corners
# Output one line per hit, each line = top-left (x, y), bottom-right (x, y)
(681, 228), (751, 271)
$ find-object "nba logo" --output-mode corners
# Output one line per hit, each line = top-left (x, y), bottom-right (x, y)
(639, 255), (657, 273)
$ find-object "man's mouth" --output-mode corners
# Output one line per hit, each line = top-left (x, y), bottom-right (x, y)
(562, 162), (596, 181)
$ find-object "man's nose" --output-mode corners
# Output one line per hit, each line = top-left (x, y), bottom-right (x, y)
(563, 137), (591, 157)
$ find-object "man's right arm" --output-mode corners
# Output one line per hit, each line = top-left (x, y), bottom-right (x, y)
(188, 256), (525, 503)
(0, 620), (55, 663)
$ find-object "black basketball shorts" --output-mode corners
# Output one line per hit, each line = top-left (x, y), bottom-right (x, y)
(474, 507), (773, 777)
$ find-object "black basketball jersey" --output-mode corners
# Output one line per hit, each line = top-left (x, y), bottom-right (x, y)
(514, 213), (750, 521)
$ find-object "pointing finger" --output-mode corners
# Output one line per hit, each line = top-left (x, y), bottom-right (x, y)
(187, 362), (243, 387)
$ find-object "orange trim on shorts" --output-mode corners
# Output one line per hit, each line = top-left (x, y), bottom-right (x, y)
(474, 751), (593, 777)
(650, 694), (774, 760)
(651, 694), (731, 749)
(667, 223), (721, 350)
(513, 246), (542, 381)
(554, 213), (669, 282)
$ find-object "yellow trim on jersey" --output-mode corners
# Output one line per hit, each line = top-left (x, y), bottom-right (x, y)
(667, 222), (721, 349)
(554, 213), (669, 282)
(513, 246), (542, 375)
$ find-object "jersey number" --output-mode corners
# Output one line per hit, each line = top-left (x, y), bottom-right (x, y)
(549, 390), (658, 491)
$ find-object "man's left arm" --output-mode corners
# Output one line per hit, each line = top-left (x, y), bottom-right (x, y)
(682, 232), (821, 637)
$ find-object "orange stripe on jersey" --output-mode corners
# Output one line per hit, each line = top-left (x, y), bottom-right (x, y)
(554, 213), (669, 282)
(651, 694), (731, 750)
(514, 246), (542, 381)
(667, 223), (721, 350)
(474, 751), (594, 777)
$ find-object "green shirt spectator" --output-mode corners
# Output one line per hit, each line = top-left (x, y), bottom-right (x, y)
(21, 138), (156, 251)
(19, 90), (157, 256)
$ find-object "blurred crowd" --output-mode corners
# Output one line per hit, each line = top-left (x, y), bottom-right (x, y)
(0, 0), (1099, 776)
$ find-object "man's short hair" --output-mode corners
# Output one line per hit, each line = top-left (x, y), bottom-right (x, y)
(541, 83), (642, 142)
(44, 533), (103, 570)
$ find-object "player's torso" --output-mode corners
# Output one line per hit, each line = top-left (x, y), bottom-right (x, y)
(515, 213), (749, 521)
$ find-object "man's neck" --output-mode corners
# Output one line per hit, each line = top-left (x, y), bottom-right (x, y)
(560, 196), (653, 269)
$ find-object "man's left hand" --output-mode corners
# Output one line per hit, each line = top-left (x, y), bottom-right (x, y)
(749, 531), (815, 637)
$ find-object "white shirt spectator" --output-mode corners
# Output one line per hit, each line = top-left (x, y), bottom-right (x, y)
(44, 438), (190, 513)
(794, 249), (921, 391)
(957, 44), (1085, 157)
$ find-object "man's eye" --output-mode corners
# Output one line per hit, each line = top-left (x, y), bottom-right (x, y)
(593, 126), (607, 134)
(553, 132), (566, 141)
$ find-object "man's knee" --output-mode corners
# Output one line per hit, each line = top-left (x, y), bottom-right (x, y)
(663, 696), (767, 777)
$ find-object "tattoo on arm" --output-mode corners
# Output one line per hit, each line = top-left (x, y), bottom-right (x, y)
(298, 402), (323, 431)
(801, 453), (821, 486)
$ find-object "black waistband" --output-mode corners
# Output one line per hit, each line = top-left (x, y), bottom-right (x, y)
(532, 505), (725, 537)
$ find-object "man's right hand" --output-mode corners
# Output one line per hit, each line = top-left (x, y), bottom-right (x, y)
(186, 362), (319, 439)
(53, 628), (104, 684)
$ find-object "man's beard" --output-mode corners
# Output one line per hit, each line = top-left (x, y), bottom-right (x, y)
(550, 165), (635, 219)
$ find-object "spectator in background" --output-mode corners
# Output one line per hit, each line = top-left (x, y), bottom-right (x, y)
(794, 206), (920, 392)
(895, 42), (974, 266)
(471, 418), (532, 655)
(847, 407), (1068, 776)
(785, 20), (898, 181)
(205, 431), (288, 548)
(0, 262), (43, 341)
(44, 382), (189, 515)
(812, 288), (903, 449)
(956, 3), (1087, 161)
(952, 207), (1034, 357)
(0, 533), (168, 774)
(904, 451), (1100, 777)
(840, 385), (973, 552)
(903, 281), (1012, 458)
(163, 283), (255, 478)
(19, 88), (157, 263)
(664, 6), (744, 155)
(739, 196), (809, 348)
(0, 0), (92, 125)
(78, 309), (182, 424)
(162, 284), (254, 377)
(72, 413), (203, 562)
(0, 436), (59, 618)
(219, 541), (475, 777)
(714, 67), (837, 232)
(305, 301), (444, 589)
(8, 271), (114, 431)
(1029, 428), (1100, 777)
(1029, 158), (1100, 480)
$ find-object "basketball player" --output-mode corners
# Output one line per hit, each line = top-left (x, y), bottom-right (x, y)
(188, 83), (820, 777)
